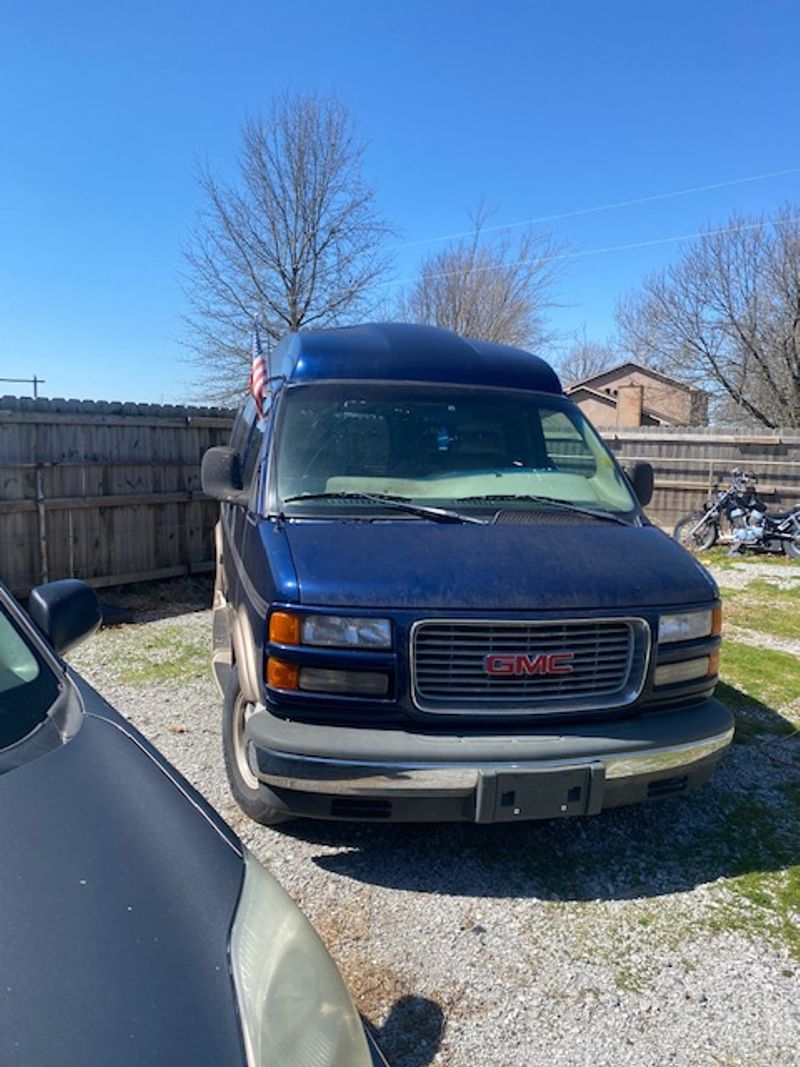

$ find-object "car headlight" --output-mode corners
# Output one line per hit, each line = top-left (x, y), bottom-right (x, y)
(231, 850), (371, 1067)
(300, 615), (392, 649)
(658, 607), (721, 644)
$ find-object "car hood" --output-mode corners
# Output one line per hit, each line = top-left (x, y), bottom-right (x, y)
(282, 519), (717, 610)
(0, 682), (246, 1066)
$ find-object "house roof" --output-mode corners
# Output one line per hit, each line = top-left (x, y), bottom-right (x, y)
(566, 385), (616, 407)
(567, 384), (668, 425)
(565, 360), (705, 395)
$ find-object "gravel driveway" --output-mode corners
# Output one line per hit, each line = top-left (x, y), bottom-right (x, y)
(69, 574), (800, 1067)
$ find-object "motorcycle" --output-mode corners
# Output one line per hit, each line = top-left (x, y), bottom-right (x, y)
(673, 469), (800, 558)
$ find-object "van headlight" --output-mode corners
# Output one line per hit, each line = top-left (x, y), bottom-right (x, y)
(269, 611), (392, 649)
(301, 615), (392, 649)
(658, 607), (721, 644)
(231, 851), (371, 1067)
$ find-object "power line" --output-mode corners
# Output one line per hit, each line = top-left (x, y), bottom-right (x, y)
(389, 166), (800, 251)
(0, 375), (44, 398)
(386, 214), (800, 289)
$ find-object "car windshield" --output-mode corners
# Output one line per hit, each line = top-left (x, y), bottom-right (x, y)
(0, 601), (59, 748)
(274, 382), (637, 517)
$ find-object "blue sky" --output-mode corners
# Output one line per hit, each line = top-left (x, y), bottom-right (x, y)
(1, 0), (798, 402)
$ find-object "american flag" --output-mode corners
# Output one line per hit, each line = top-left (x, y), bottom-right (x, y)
(248, 320), (267, 418)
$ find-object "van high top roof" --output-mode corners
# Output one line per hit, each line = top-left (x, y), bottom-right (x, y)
(271, 322), (563, 395)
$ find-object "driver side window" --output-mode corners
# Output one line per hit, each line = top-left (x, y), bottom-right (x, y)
(242, 419), (266, 494)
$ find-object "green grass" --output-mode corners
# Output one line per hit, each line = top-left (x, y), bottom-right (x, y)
(747, 578), (800, 599)
(726, 599), (800, 641)
(717, 641), (800, 716)
(614, 965), (651, 994)
(110, 623), (209, 684)
(69, 623), (211, 687)
(714, 685), (791, 744)
(721, 576), (800, 641)
(699, 547), (738, 569)
(706, 636), (800, 957)
(700, 783), (800, 959)
(700, 546), (798, 568)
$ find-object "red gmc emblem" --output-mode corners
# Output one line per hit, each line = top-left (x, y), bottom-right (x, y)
(483, 652), (575, 676)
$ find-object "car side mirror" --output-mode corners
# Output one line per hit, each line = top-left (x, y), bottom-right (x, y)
(27, 579), (102, 654)
(629, 461), (654, 507)
(201, 447), (248, 504)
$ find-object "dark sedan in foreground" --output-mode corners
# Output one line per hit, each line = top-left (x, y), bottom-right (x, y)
(0, 578), (387, 1066)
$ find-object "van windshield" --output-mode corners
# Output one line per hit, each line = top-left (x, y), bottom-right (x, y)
(275, 383), (637, 516)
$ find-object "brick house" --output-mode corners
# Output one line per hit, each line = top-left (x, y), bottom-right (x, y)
(565, 362), (708, 428)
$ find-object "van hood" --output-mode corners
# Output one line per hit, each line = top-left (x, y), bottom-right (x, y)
(282, 519), (717, 611)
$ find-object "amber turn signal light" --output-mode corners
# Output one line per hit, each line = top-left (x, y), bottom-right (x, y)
(267, 657), (299, 690)
(707, 650), (720, 677)
(269, 611), (301, 645)
(711, 605), (723, 637)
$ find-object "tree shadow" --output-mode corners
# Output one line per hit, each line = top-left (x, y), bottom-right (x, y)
(279, 688), (799, 903)
(367, 995), (445, 1067)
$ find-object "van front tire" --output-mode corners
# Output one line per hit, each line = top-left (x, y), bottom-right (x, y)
(222, 667), (290, 826)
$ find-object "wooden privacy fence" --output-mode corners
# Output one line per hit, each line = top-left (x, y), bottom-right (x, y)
(1, 396), (799, 596)
(603, 426), (800, 530)
(0, 398), (233, 596)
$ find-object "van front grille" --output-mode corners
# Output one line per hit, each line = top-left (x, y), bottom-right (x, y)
(411, 618), (649, 715)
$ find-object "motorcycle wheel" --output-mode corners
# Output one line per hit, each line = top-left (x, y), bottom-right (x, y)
(673, 513), (718, 551)
(786, 529), (800, 559)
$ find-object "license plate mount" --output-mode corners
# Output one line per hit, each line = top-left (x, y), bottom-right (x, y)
(476, 766), (593, 822)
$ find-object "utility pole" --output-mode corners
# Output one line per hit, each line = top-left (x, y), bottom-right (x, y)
(0, 375), (45, 397)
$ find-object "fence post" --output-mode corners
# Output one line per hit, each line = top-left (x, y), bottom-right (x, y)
(34, 464), (49, 584)
(68, 510), (75, 578)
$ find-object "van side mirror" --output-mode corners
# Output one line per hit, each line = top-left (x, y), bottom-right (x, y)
(629, 461), (654, 507)
(201, 447), (248, 504)
(28, 579), (102, 654)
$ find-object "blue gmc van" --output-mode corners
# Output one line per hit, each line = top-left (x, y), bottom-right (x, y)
(201, 323), (732, 825)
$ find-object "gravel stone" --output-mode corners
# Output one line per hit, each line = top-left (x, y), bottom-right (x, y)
(711, 560), (800, 593)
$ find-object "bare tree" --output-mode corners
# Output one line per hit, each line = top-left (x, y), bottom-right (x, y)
(181, 93), (392, 400)
(396, 206), (563, 349)
(557, 328), (617, 385)
(616, 207), (800, 428)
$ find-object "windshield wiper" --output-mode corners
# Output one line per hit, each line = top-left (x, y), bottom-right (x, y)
(451, 494), (634, 527)
(281, 491), (486, 525)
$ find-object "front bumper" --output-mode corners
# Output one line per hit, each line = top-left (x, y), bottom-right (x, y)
(245, 698), (734, 822)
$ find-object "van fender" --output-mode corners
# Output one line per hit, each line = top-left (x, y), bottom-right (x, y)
(215, 511), (267, 703)
(231, 606), (261, 704)
(211, 600), (260, 705)
(212, 521), (226, 604)
(211, 519), (260, 702)
(211, 521), (233, 695)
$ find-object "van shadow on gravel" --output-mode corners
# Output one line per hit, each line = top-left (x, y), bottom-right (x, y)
(280, 691), (799, 904)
